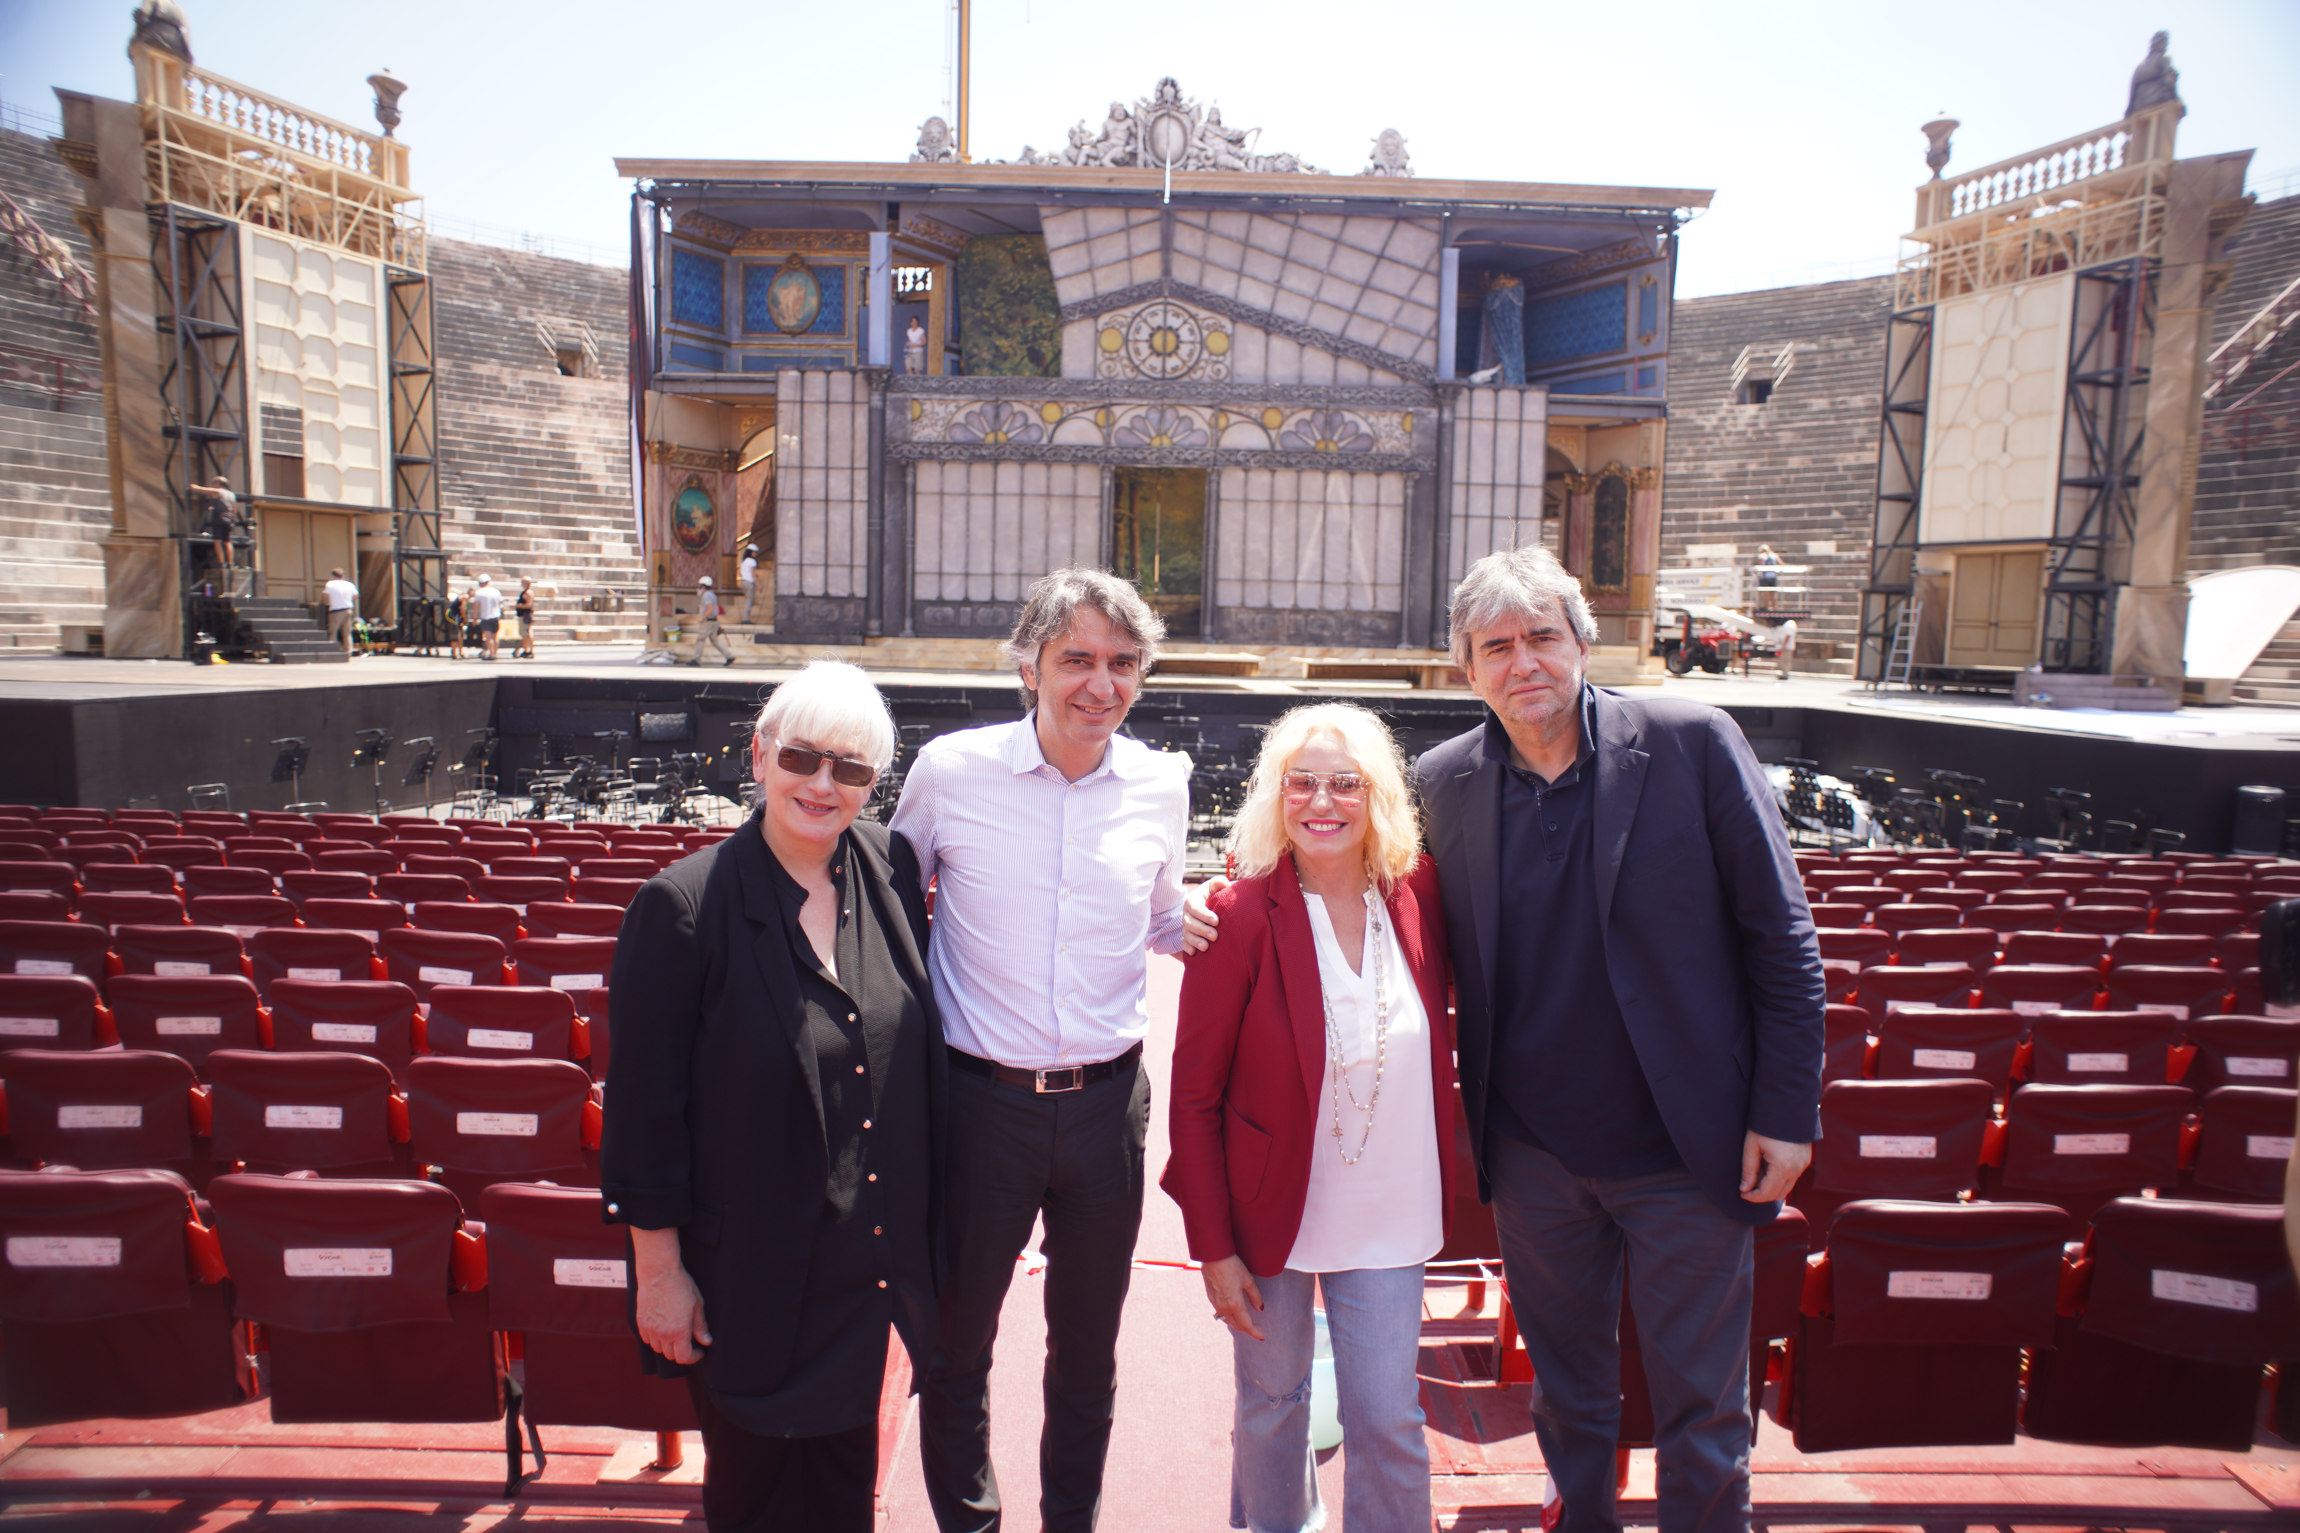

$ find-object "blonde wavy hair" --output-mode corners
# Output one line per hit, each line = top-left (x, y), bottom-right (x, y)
(1226, 703), (1421, 895)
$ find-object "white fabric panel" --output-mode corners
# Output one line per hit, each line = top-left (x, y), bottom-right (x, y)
(774, 370), (870, 599)
(1920, 274), (2074, 544)
(1446, 385), (1549, 580)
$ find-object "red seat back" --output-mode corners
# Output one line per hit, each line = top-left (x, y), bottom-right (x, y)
(81, 864), (175, 895)
(2078, 1196), (2300, 1367)
(1816, 928), (1889, 966)
(521, 902), (626, 939)
(1996, 1084), (2191, 1214)
(406, 1056), (590, 1180)
(1870, 903), (1963, 939)
(411, 900), (522, 944)
(485, 856), (571, 882)
(2102, 964), (2232, 1021)
(0, 974), (102, 1051)
(1853, 963), (1976, 1025)
(206, 1049), (399, 1172)
(188, 895), (299, 937)
(300, 898), (410, 944)
(110, 924), (245, 980)
(403, 854), (488, 884)
(1969, 902), (2062, 934)
(182, 865), (277, 901)
(2107, 932), (2216, 970)
(0, 1049), (197, 1168)
(2186, 1086), (2296, 1202)
(377, 928), (509, 999)
(2060, 904), (2151, 937)
(207, 1173), (463, 1332)
(511, 936), (616, 994)
(315, 849), (399, 877)
(0, 863), (77, 900)
(1894, 928), (1998, 969)
(1822, 1003), (1870, 1084)
(2023, 1011), (2178, 1086)
(1979, 963), (2100, 1017)
(569, 875), (645, 908)
(78, 890), (187, 933)
(227, 849), (313, 876)
(1808, 1078), (1993, 1201)
(2179, 1016), (2300, 1094)
(378, 873), (472, 905)
(422, 985), (575, 1060)
(248, 928), (376, 998)
(279, 869), (375, 906)
(104, 973), (265, 1071)
(472, 875), (567, 914)
(2001, 930), (2107, 967)
(1871, 1006), (2021, 1091)
(265, 980), (417, 1078)
(0, 892), (71, 923)
(0, 920), (109, 982)
(2153, 906), (2252, 940)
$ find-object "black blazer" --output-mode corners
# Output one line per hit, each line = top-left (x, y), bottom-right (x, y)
(600, 816), (947, 1390)
(1415, 688), (1823, 1224)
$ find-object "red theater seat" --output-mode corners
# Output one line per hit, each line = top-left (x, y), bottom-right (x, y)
(104, 974), (264, 1073)
(140, 840), (225, 874)
(2022, 1012), (2177, 1086)
(0, 1167), (246, 1427)
(1956, 870), (2026, 894)
(1999, 930), (2108, 968)
(380, 838), (456, 863)
(379, 873), (472, 905)
(279, 869), (375, 906)
(204, 1049), (403, 1175)
(1816, 928), (1890, 967)
(110, 925), (243, 981)
(1968, 903), (2063, 935)
(511, 936), (616, 996)
(181, 866), (276, 902)
(265, 980), (417, 1079)
(1829, 885), (1899, 914)
(576, 857), (659, 882)
(486, 856), (572, 882)
(521, 902), (625, 939)
(1894, 928), (1998, 969)
(2153, 906), (2252, 940)
(2024, 1197), (2299, 1449)
(1980, 963), (2100, 1017)
(0, 892), (71, 923)
(2177, 1016), (2300, 1095)
(300, 898), (410, 944)
(403, 854), (488, 884)
(1868, 903), (1963, 940)
(2103, 965), (2232, 1022)
(1796, 1078), (1993, 1235)
(378, 928), (510, 1001)
(0, 1049), (199, 1170)
(1823, 1003), (1871, 1084)
(1783, 1199), (2069, 1452)
(1991, 1083), (2191, 1223)
(80, 864), (175, 895)
(406, 1056), (593, 1198)
(569, 875), (646, 908)
(0, 863), (78, 902)
(0, 974), (104, 1051)
(477, 1183), (699, 1433)
(2217, 931), (2260, 972)
(223, 836), (299, 857)
(422, 985), (576, 1061)
(187, 895), (299, 939)
(2059, 904), (2152, 939)
(2182, 1086), (2295, 1203)
(1872, 1006), (2021, 1092)
(0, 920), (109, 983)
(225, 849), (313, 877)
(473, 875), (567, 914)
(413, 900), (523, 945)
(1852, 963), (1976, 1027)
(248, 928), (377, 999)
(77, 890), (187, 932)
(2107, 932), (2216, 970)
(314, 850), (399, 878)
(1806, 903), (1867, 931)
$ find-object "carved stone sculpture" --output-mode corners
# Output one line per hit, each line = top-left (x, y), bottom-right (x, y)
(1010, 80), (1317, 174)
(1921, 117), (1958, 179)
(367, 69), (406, 137)
(1361, 128), (1411, 178)
(912, 116), (958, 163)
(129, 0), (192, 62)
(2126, 31), (2181, 115)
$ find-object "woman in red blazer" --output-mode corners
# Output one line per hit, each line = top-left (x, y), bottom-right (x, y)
(1163, 701), (1457, 1533)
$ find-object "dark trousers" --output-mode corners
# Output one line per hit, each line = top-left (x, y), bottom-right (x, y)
(919, 1052), (1148, 1533)
(1486, 1134), (1755, 1533)
(688, 1378), (878, 1533)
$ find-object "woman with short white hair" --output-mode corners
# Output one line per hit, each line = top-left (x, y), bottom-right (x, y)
(603, 661), (946, 1532)
(1163, 701), (1460, 1533)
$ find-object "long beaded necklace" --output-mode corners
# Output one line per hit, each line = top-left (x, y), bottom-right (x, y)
(1321, 887), (1390, 1165)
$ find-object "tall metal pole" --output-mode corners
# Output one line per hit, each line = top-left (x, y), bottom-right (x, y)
(956, 0), (971, 163)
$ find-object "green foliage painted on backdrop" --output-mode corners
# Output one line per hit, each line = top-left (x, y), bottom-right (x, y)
(952, 234), (1062, 377)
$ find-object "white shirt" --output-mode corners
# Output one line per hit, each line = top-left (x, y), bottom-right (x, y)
(323, 577), (358, 613)
(1284, 888), (1442, 1274)
(890, 716), (1190, 1070)
(472, 587), (502, 621)
(739, 555), (758, 588)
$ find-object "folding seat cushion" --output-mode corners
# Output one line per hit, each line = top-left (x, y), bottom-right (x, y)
(569, 875), (646, 909)
(140, 840), (224, 874)
(105, 974), (264, 1072)
(1816, 928), (1890, 967)
(180, 813), (246, 831)
(2103, 965), (2232, 1022)
(279, 869), (375, 905)
(227, 848), (313, 876)
(2178, 1016), (2300, 1095)
(1852, 963), (1976, 1027)
(1894, 928), (1997, 968)
(476, 1182), (700, 1431)
(0, 1049), (199, 1169)
(0, 892), (72, 923)
(2180, 874), (2255, 898)
(2059, 904), (2152, 939)
(188, 894), (299, 939)
(1967, 904), (2063, 937)
(63, 830), (142, 854)
(1993, 1083), (2192, 1223)
(206, 1173), (501, 1426)
(576, 857), (660, 883)
(534, 833), (607, 855)
(1980, 963), (2101, 1018)
(311, 814), (384, 834)
(315, 849), (399, 877)
(1868, 903), (1963, 940)
(0, 920), (110, 982)
(248, 928), (377, 998)
(1829, 885), (1899, 914)
(511, 936), (616, 996)
(300, 897), (410, 945)
(264, 980), (418, 1078)
(1955, 870), (2026, 895)
(2182, 1086), (2296, 1203)
(521, 902), (626, 940)
(2022, 1012), (2177, 1086)
(182, 865), (277, 902)
(2027, 871), (2098, 893)
(0, 974), (104, 1051)
(1999, 888), (2072, 910)
(0, 1167), (246, 1427)
(223, 835), (299, 857)
(472, 875), (567, 915)
(1822, 1004), (1872, 1085)
(1784, 1199), (2069, 1452)
(1797, 1079), (1994, 1234)
(404, 854), (489, 884)
(379, 928), (510, 1001)
(2105, 932), (2216, 970)
(379, 872), (472, 905)
(1806, 903), (1867, 931)
(461, 835), (533, 860)
(413, 900), (523, 944)
(78, 890), (187, 933)
(1878, 870), (1941, 895)
(80, 864), (176, 895)
(407, 1056), (593, 1195)
(423, 985), (576, 1061)
(1872, 1007), (2021, 1092)
(0, 862), (77, 901)
(205, 1049), (401, 1174)
(2024, 1197), (2299, 1449)
(2153, 906), (2251, 940)
(486, 856), (573, 882)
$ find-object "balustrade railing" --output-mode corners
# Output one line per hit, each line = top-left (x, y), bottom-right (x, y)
(1947, 130), (2128, 220)
(176, 68), (378, 179)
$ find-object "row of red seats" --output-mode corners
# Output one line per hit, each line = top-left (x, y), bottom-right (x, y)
(1832, 1002), (2298, 1093)
(1819, 923), (2257, 971)
(0, 802), (721, 845)
(0, 875), (643, 928)
(1831, 958), (2275, 1025)
(1818, 895), (2267, 939)
(1, 855), (664, 912)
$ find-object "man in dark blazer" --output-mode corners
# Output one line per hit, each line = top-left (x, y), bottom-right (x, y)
(1414, 547), (1823, 1533)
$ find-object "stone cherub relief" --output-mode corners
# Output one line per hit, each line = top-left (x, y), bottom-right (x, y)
(1004, 78), (1330, 174)
(911, 115), (958, 163)
(1360, 128), (1411, 178)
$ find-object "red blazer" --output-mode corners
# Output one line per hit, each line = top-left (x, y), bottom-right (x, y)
(1162, 857), (1458, 1277)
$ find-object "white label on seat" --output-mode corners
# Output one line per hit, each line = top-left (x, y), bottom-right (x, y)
(354, 930), (379, 944)
(418, 966), (473, 986)
(2053, 1133), (2129, 1155)
(1887, 1270), (1993, 1300)
(154, 961), (211, 977)
(284, 1247), (392, 1277)
(2228, 1056), (2290, 1078)
(265, 1104), (344, 1129)
(2011, 1000), (2061, 1017)
(0, 1016), (59, 1036)
(58, 1105), (141, 1129)
(1884, 998), (1929, 1014)
(456, 1111), (539, 1136)
(2134, 1002), (2189, 1020)
(6, 1236), (120, 1268)
(1912, 1049), (1977, 1070)
(468, 1028), (534, 1051)
(311, 1022), (377, 1043)
(14, 959), (71, 976)
(156, 1015), (222, 1036)
(224, 925), (263, 939)
(288, 967), (340, 982)
(1859, 1135), (1937, 1158)
(2247, 1135), (2295, 1160)
(511, 903), (528, 916)
(2151, 1268), (2257, 1313)
(549, 973), (604, 992)
(2066, 1052), (2129, 1073)
(553, 1256), (628, 1288)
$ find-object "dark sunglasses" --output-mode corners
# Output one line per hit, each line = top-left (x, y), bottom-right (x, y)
(775, 745), (877, 788)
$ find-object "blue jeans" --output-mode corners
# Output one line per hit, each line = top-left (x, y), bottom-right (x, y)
(1228, 1264), (1430, 1533)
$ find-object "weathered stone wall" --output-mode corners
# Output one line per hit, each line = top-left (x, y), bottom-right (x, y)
(1658, 274), (1896, 662)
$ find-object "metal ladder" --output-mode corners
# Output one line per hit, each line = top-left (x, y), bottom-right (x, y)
(1881, 599), (1921, 689)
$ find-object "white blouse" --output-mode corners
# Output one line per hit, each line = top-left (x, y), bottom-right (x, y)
(1283, 887), (1444, 1274)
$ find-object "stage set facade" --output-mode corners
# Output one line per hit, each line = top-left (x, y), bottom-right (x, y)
(620, 83), (1709, 672)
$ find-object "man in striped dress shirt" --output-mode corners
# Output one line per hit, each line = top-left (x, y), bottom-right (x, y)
(892, 567), (1213, 1533)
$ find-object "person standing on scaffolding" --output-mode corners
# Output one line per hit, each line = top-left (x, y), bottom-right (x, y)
(690, 575), (734, 666)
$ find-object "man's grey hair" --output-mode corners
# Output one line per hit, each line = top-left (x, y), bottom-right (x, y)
(1002, 567), (1166, 708)
(1447, 546), (1597, 670)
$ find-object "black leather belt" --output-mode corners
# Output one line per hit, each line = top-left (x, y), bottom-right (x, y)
(947, 1042), (1142, 1094)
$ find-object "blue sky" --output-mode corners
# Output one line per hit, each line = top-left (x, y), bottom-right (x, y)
(4, 0), (2294, 296)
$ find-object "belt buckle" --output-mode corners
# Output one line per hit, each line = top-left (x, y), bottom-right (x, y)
(1034, 1064), (1085, 1094)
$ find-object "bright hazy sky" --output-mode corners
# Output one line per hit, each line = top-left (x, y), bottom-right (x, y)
(4, 1), (2295, 296)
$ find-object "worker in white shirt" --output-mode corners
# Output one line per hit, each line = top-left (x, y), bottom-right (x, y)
(689, 575), (733, 666)
(472, 573), (505, 660)
(892, 567), (1217, 1533)
(322, 567), (360, 655)
(738, 543), (762, 624)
